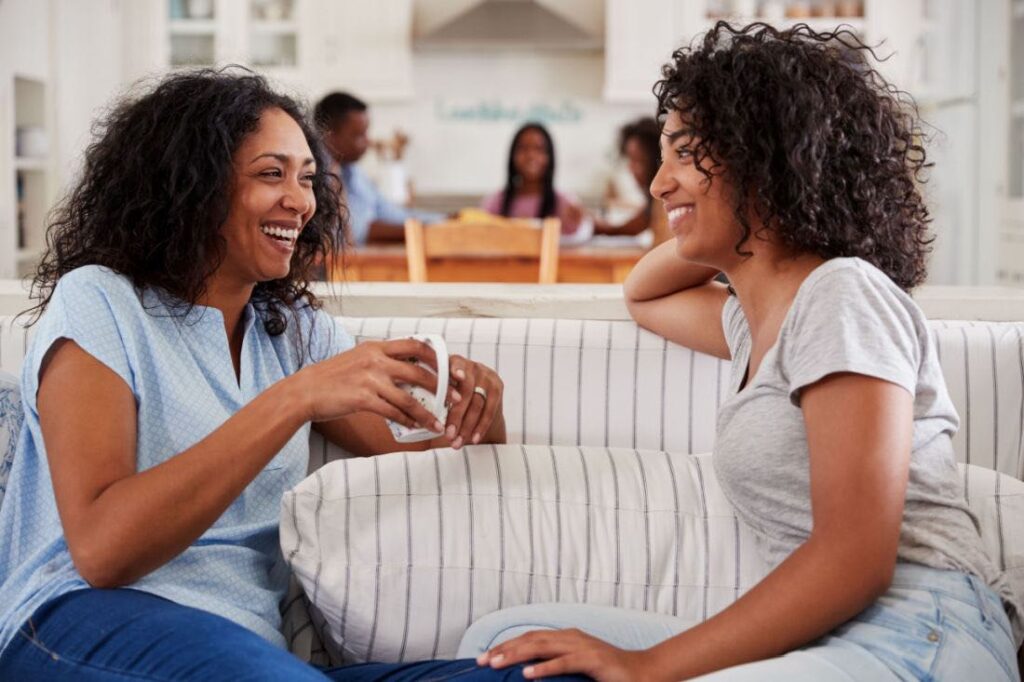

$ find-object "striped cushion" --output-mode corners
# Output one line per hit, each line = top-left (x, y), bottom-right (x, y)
(281, 446), (1024, 664)
(0, 371), (21, 514)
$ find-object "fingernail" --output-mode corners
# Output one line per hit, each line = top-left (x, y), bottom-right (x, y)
(433, 421), (444, 432)
(523, 665), (534, 677)
(452, 437), (463, 449)
(472, 432), (481, 444)
(491, 654), (505, 666)
(476, 654), (489, 666)
(446, 424), (457, 439)
(456, 369), (466, 379)
(451, 390), (462, 402)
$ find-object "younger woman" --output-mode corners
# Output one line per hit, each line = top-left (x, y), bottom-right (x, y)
(470, 23), (1021, 681)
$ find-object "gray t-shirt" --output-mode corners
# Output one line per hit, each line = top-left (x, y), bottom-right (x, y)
(715, 257), (1020, 638)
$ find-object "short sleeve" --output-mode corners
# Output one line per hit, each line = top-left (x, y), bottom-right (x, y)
(720, 293), (749, 361)
(480, 191), (504, 215)
(24, 266), (136, 409)
(782, 262), (921, 406)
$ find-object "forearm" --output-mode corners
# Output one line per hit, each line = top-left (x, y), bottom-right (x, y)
(623, 239), (719, 302)
(646, 537), (891, 680)
(74, 378), (308, 586)
(594, 208), (648, 236)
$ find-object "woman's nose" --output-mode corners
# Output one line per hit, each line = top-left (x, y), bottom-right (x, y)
(282, 179), (311, 214)
(649, 160), (673, 202)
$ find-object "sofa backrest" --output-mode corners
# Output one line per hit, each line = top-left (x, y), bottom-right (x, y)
(3, 315), (1023, 481)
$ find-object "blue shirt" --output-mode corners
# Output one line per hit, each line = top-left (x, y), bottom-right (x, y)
(0, 265), (354, 652)
(341, 163), (442, 246)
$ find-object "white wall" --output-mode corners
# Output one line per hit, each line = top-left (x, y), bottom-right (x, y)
(370, 49), (651, 199)
(52, 0), (126, 193)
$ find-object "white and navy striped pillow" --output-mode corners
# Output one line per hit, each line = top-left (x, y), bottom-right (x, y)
(282, 446), (766, 664)
(281, 445), (1024, 664)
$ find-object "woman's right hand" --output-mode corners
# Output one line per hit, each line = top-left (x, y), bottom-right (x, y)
(295, 338), (453, 430)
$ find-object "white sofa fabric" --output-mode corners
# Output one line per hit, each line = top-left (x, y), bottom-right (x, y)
(1, 314), (1022, 665)
(282, 447), (1024, 664)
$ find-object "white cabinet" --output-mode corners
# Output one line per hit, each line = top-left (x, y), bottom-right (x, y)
(158, 0), (413, 100)
(603, 0), (932, 103)
(305, 0), (413, 101)
(997, 0), (1024, 286)
(0, 0), (56, 279)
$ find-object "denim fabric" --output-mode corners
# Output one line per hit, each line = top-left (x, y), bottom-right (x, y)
(458, 564), (1020, 681)
(0, 589), (588, 681)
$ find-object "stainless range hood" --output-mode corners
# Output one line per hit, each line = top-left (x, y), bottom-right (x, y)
(414, 0), (602, 52)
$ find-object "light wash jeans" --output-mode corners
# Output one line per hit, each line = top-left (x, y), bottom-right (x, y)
(457, 564), (1020, 681)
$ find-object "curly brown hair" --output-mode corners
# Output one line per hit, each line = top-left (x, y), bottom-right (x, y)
(25, 67), (344, 334)
(654, 22), (933, 290)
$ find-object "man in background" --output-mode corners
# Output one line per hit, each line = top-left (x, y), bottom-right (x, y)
(314, 92), (442, 245)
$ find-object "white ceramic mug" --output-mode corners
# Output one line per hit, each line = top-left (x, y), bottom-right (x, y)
(386, 334), (449, 443)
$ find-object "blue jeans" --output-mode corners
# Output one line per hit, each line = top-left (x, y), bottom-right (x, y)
(0, 589), (588, 681)
(458, 564), (1020, 681)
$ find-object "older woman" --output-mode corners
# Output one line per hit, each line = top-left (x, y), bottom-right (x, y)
(0, 69), (508, 680)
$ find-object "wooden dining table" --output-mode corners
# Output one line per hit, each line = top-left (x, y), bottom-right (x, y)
(328, 242), (647, 284)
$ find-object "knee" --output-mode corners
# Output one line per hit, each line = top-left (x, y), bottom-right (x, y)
(457, 606), (562, 658)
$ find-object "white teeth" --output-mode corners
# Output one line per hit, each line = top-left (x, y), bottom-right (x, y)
(668, 206), (694, 222)
(260, 225), (299, 242)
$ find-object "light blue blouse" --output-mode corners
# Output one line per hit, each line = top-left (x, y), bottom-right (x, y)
(0, 265), (354, 652)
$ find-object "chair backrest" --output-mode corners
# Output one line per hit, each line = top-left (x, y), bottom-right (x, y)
(404, 217), (560, 283)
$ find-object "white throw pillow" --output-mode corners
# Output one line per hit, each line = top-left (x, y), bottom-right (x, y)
(281, 446), (1024, 664)
(281, 445), (769, 664)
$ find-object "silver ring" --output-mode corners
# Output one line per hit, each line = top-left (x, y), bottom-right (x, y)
(473, 386), (488, 401)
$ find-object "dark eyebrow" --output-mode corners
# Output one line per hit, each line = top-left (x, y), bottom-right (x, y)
(250, 152), (315, 166)
(663, 127), (694, 143)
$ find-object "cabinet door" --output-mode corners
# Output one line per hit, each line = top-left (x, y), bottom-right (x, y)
(305, 0), (413, 101)
(603, 0), (698, 103)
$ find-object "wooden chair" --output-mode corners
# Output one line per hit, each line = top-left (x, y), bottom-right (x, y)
(403, 216), (560, 283)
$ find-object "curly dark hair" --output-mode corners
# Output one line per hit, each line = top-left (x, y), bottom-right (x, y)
(25, 67), (344, 334)
(618, 116), (662, 190)
(654, 22), (932, 290)
(501, 122), (557, 219)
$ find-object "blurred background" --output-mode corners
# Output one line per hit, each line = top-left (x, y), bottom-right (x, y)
(0, 0), (1021, 285)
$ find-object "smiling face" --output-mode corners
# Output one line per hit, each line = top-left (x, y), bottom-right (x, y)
(214, 106), (317, 288)
(650, 110), (745, 269)
(512, 128), (551, 184)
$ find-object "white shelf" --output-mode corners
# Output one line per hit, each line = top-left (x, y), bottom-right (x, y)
(169, 19), (216, 35)
(14, 157), (47, 172)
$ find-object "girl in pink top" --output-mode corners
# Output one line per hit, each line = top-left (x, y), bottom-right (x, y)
(480, 122), (584, 236)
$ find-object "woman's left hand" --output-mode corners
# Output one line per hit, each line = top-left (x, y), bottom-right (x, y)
(444, 355), (504, 449)
(478, 629), (661, 682)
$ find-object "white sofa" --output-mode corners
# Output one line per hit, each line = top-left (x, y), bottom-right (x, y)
(1, 303), (1023, 666)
